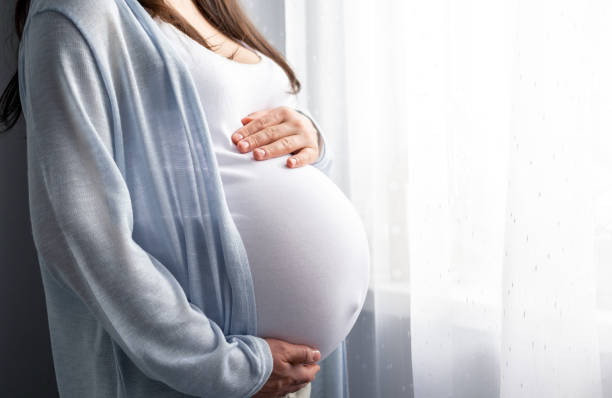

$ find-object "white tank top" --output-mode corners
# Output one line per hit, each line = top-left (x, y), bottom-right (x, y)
(155, 17), (370, 361)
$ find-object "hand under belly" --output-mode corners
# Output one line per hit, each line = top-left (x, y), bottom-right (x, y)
(219, 156), (371, 361)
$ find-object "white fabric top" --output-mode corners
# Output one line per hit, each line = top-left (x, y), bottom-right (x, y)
(156, 17), (370, 360)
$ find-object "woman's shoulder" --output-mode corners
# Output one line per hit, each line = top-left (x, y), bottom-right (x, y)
(25, 0), (121, 41)
(19, 1), (124, 102)
(28, 0), (118, 17)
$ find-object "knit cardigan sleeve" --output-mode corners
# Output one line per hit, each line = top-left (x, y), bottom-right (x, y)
(19, 10), (272, 398)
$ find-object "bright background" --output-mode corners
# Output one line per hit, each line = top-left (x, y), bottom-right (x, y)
(2, 1), (612, 397)
(281, 1), (612, 397)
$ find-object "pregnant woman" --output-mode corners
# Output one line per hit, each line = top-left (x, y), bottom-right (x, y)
(1, 0), (369, 397)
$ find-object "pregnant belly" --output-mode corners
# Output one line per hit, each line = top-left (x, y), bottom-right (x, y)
(219, 156), (370, 361)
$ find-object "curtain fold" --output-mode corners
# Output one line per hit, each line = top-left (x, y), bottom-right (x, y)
(285, 0), (612, 397)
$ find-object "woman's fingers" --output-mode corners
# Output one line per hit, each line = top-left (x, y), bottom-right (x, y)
(232, 107), (290, 145)
(285, 344), (321, 365)
(235, 122), (296, 155)
(254, 338), (320, 397)
(286, 147), (319, 168)
(253, 133), (309, 161)
(239, 107), (271, 127)
(291, 362), (320, 384)
(231, 106), (321, 166)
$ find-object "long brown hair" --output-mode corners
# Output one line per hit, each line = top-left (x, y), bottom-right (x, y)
(0, 0), (301, 133)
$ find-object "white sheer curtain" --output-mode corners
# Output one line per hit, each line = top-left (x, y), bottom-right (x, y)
(284, 1), (612, 397)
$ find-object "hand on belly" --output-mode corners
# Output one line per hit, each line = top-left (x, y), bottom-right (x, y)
(221, 158), (371, 361)
(230, 105), (322, 169)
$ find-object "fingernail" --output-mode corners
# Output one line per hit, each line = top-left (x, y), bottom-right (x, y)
(254, 148), (265, 159)
(312, 350), (321, 361)
(238, 141), (249, 151)
(288, 158), (296, 167)
(234, 133), (243, 141)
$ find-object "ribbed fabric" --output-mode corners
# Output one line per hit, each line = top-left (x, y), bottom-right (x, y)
(18, 0), (340, 397)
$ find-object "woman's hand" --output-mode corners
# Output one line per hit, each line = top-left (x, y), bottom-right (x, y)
(231, 106), (321, 168)
(253, 337), (321, 398)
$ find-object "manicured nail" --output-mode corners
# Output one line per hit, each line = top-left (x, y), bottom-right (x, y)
(254, 148), (265, 159)
(238, 141), (249, 151)
(288, 158), (296, 167)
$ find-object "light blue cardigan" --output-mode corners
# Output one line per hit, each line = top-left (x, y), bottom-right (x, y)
(18, 0), (348, 396)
